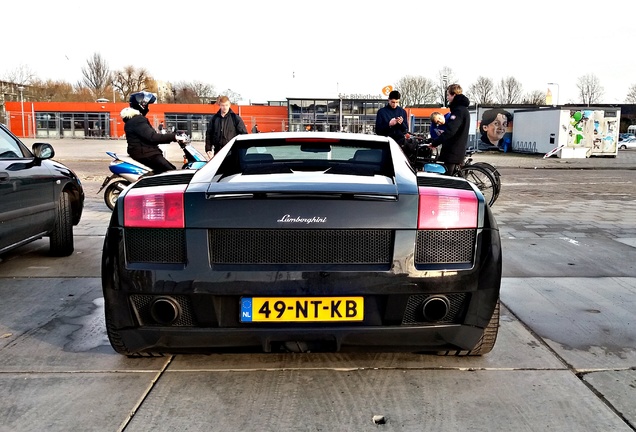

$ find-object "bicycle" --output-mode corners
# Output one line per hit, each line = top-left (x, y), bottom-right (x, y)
(403, 134), (500, 206)
(462, 152), (501, 203)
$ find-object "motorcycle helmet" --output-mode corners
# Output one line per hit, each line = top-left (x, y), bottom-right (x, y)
(129, 91), (156, 115)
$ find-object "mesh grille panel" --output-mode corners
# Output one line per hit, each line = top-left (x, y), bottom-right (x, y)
(132, 172), (194, 188)
(402, 293), (468, 324)
(130, 294), (195, 326)
(415, 230), (475, 264)
(125, 228), (185, 263)
(209, 229), (392, 264)
(417, 176), (474, 190)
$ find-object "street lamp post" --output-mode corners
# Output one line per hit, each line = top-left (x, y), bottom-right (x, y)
(18, 86), (25, 137)
(442, 75), (448, 107)
(338, 93), (343, 132)
(547, 82), (559, 107)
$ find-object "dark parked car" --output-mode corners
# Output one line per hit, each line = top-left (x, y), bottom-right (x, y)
(0, 124), (84, 256)
(102, 132), (502, 356)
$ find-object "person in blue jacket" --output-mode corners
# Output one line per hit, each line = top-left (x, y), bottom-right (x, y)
(429, 111), (450, 140)
(375, 90), (409, 147)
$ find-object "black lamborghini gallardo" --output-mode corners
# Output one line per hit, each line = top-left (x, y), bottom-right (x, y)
(102, 132), (501, 355)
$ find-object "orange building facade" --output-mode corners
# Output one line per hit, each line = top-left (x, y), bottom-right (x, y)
(4, 100), (447, 140)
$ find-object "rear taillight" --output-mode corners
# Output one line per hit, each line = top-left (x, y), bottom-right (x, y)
(418, 187), (478, 229)
(123, 185), (186, 228)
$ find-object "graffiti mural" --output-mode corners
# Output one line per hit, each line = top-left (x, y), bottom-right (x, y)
(478, 108), (513, 151)
(567, 110), (617, 153)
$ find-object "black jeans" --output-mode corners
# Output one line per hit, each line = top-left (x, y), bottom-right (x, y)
(133, 154), (176, 174)
(444, 163), (459, 176)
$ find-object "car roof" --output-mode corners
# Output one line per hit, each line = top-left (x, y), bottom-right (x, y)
(233, 131), (392, 144)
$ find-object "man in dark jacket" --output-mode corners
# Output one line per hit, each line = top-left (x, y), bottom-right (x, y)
(427, 84), (470, 175)
(205, 95), (248, 157)
(122, 91), (185, 174)
(375, 90), (409, 147)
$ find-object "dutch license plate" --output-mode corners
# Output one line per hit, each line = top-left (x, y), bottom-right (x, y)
(240, 297), (364, 322)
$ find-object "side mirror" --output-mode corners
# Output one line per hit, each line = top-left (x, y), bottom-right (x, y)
(32, 143), (55, 160)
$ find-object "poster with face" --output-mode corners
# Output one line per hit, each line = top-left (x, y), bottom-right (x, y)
(479, 108), (513, 151)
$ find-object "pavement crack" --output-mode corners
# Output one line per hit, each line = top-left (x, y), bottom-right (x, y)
(117, 355), (174, 432)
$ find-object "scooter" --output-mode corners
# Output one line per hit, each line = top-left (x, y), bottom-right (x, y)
(97, 136), (207, 210)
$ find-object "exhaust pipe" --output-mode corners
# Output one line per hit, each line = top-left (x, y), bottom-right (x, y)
(150, 297), (181, 325)
(422, 296), (450, 322)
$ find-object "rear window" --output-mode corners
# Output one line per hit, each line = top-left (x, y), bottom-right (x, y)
(217, 138), (394, 178)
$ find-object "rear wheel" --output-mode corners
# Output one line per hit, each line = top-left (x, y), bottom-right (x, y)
(105, 311), (163, 358)
(459, 164), (498, 206)
(49, 191), (74, 256)
(471, 161), (501, 200)
(438, 299), (500, 356)
(104, 180), (129, 211)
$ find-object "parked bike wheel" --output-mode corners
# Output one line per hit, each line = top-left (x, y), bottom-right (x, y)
(104, 180), (130, 211)
(471, 161), (501, 200)
(459, 165), (498, 206)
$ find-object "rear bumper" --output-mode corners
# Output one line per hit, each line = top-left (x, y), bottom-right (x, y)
(118, 323), (485, 354)
(102, 211), (502, 354)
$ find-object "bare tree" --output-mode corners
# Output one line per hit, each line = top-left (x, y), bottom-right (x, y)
(576, 74), (604, 106)
(2, 64), (37, 85)
(218, 89), (243, 104)
(626, 84), (636, 103)
(29, 79), (80, 102)
(171, 80), (217, 104)
(190, 81), (216, 104)
(81, 52), (111, 100)
(522, 90), (547, 105)
(468, 76), (496, 104)
(170, 81), (199, 104)
(436, 67), (458, 106)
(105, 84), (121, 103)
(111, 66), (153, 101)
(495, 77), (523, 104)
(395, 75), (437, 106)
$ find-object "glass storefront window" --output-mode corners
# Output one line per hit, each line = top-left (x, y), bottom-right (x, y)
(315, 100), (328, 114)
(364, 102), (383, 115)
(301, 99), (314, 113)
(36, 113), (56, 130)
(412, 118), (430, 135)
(164, 113), (209, 140)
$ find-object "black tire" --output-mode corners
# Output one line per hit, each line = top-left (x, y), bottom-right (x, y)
(619, 145), (626, 150)
(459, 164), (498, 206)
(471, 161), (501, 200)
(104, 180), (129, 211)
(105, 312), (164, 357)
(49, 191), (74, 256)
(438, 299), (500, 356)
(105, 310), (133, 356)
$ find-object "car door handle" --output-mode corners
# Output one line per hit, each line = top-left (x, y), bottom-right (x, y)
(0, 172), (9, 183)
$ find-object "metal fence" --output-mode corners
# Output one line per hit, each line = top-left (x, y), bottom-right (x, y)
(6, 110), (434, 141)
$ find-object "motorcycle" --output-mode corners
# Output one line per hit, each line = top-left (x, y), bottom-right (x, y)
(97, 136), (207, 210)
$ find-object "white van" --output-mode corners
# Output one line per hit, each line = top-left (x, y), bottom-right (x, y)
(627, 125), (636, 135)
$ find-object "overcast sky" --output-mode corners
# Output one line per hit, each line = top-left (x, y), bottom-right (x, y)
(4, 0), (634, 105)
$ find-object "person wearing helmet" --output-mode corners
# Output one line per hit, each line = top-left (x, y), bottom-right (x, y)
(121, 91), (186, 174)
